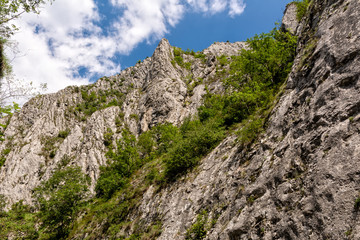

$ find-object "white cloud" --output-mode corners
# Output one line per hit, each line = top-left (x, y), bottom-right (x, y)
(8, 0), (121, 95)
(7, 0), (246, 97)
(229, 0), (246, 17)
(185, 0), (245, 15)
(111, 0), (184, 53)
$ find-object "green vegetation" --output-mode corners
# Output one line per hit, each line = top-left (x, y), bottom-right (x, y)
(164, 118), (224, 179)
(40, 133), (66, 160)
(0, 199), (38, 239)
(34, 166), (89, 239)
(172, 47), (187, 69)
(297, 37), (318, 71)
(0, 147), (10, 168)
(199, 27), (296, 142)
(103, 127), (114, 147)
(217, 55), (229, 67)
(0, 0), (54, 80)
(354, 196), (360, 209)
(345, 229), (352, 236)
(0, 165), (89, 240)
(96, 129), (141, 199)
(172, 47), (205, 70)
(130, 113), (139, 121)
(292, 0), (310, 21)
(0, 38), (11, 78)
(185, 210), (209, 240)
(39, 129), (69, 161)
(185, 75), (203, 96)
(72, 89), (125, 118)
(0, 22), (298, 239)
(0, 0), (54, 37)
(58, 128), (70, 139)
(0, 102), (20, 140)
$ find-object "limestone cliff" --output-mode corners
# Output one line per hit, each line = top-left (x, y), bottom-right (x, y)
(1, 0), (360, 239)
(0, 37), (244, 205)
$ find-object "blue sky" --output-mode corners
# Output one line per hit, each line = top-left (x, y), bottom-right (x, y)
(9, 0), (292, 94)
(122, 0), (292, 69)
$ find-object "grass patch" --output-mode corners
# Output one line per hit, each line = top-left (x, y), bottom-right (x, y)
(292, 0), (310, 21)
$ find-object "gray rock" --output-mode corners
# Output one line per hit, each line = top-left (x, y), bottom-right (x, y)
(282, 3), (300, 34)
(1, 0), (360, 239)
(0, 37), (245, 205)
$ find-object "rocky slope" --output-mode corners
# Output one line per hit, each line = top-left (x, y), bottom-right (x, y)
(1, 0), (360, 239)
(141, 0), (360, 239)
(0, 36), (245, 205)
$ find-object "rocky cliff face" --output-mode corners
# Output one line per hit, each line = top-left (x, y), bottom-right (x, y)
(141, 0), (360, 239)
(1, 0), (360, 239)
(0, 37), (245, 205)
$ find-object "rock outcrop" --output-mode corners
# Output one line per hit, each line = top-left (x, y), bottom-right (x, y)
(1, 0), (360, 239)
(282, 2), (299, 34)
(140, 0), (360, 239)
(0, 37), (246, 205)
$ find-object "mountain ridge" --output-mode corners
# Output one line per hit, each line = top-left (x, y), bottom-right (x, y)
(1, 0), (360, 239)
(0, 36), (246, 206)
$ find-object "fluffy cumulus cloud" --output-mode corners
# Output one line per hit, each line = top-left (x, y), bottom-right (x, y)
(8, 0), (246, 96)
(9, 0), (119, 94)
(111, 0), (184, 53)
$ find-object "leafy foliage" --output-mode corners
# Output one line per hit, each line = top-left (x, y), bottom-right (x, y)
(0, 199), (38, 239)
(96, 129), (141, 199)
(58, 128), (70, 139)
(164, 118), (225, 179)
(74, 89), (125, 117)
(185, 210), (209, 240)
(0, 0), (54, 38)
(34, 166), (89, 239)
(199, 26), (297, 135)
(0, 102), (19, 140)
(293, 0), (310, 21)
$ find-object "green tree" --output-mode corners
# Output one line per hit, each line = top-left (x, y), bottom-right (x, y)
(33, 166), (89, 239)
(0, 0), (54, 38)
(0, 199), (38, 239)
(165, 118), (224, 179)
(96, 129), (140, 199)
(0, 0), (52, 103)
(200, 26), (297, 127)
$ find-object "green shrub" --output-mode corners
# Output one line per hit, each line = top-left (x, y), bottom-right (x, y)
(137, 130), (155, 160)
(130, 113), (139, 121)
(237, 116), (264, 145)
(194, 53), (207, 64)
(96, 129), (140, 199)
(0, 148), (11, 168)
(293, 0), (310, 21)
(185, 210), (208, 240)
(103, 128), (114, 147)
(0, 199), (38, 239)
(58, 128), (70, 139)
(173, 47), (183, 56)
(34, 166), (89, 239)
(164, 118), (224, 180)
(172, 47), (192, 69)
(200, 26), (296, 128)
(174, 55), (184, 66)
(217, 55), (229, 66)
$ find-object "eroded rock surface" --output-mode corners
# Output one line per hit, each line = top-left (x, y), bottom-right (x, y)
(282, 2), (300, 34)
(1, 0), (360, 239)
(0, 38), (245, 205)
(125, 0), (360, 239)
